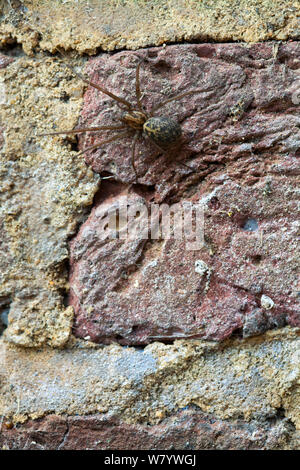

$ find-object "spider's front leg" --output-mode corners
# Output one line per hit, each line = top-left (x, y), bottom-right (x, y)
(77, 131), (131, 157)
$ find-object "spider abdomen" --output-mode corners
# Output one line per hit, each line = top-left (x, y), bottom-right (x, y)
(143, 116), (182, 147)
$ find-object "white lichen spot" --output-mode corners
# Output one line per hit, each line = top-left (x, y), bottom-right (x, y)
(195, 260), (212, 294)
(0, 80), (6, 105)
(261, 294), (275, 310)
(195, 260), (208, 275)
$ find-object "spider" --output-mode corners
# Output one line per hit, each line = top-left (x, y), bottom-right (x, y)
(38, 56), (210, 181)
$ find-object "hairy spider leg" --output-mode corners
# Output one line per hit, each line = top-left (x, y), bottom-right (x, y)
(135, 61), (144, 114)
(62, 61), (133, 110)
(37, 125), (127, 137)
(148, 333), (203, 341)
(150, 87), (214, 115)
(76, 131), (131, 157)
(145, 136), (194, 173)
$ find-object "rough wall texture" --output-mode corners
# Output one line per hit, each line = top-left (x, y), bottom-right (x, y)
(1, 0), (299, 54)
(0, 51), (99, 347)
(0, 0), (299, 450)
(0, 330), (299, 449)
(68, 43), (299, 345)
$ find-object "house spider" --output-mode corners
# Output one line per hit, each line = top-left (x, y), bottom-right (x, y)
(38, 56), (210, 181)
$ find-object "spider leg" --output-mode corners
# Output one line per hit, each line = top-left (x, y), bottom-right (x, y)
(62, 61), (133, 110)
(164, 141), (195, 173)
(135, 60), (144, 113)
(131, 131), (140, 182)
(150, 86), (214, 115)
(76, 131), (131, 157)
(178, 161), (195, 172)
(148, 139), (167, 155)
(37, 125), (127, 137)
(146, 136), (194, 173)
(148, 332), (202, 341)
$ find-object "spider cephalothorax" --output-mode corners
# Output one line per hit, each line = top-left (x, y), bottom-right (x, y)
(121, 110), (147, 130)
(38, 56), (207, 181)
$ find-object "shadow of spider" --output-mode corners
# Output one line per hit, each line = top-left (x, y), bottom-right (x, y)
(38, 55), (212, 182)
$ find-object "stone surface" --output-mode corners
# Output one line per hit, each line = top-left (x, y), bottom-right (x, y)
(69, 43), (300, 345)
(1, 409), (298, 450)
(0, 52), (13, 69)
(77, 43), (300, 188)
(1, 1), (300, 55)
(0, 1), (299, 452)
(0, 52), (99, 346)
(0, 329), (299, 442)
(0, 414), (68, 450)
